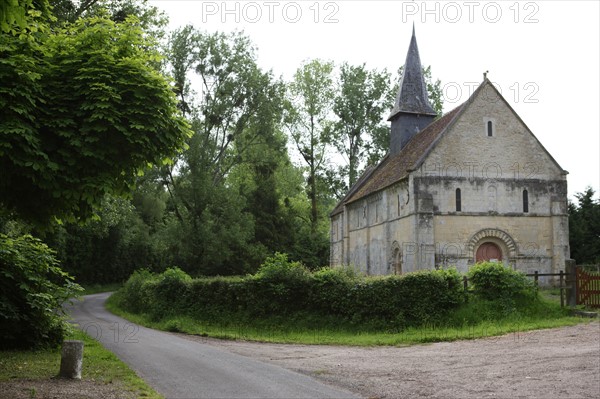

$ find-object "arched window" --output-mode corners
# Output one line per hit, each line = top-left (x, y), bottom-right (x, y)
(487, 120), (493, 137)
(523, 189), (529, 213)
(456, 188), (462, 212)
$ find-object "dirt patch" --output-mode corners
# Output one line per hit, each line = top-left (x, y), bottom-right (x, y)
(0, 378), (134, 399)
(180, 322), (600, 399)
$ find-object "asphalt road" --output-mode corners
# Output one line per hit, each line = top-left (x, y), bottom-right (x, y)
(67, 293), (360, 399)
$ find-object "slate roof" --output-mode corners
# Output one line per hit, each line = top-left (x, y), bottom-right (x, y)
(330, 100), (467, 216)
(388, 26), (437, 120)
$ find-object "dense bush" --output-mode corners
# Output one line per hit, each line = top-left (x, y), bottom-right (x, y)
(114, 254), (465, 330)
(0, 234), (82, 349)
(467, 261), (537, 312)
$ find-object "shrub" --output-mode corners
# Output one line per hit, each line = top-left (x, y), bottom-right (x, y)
(0, 234), (83, 349)
(113, 269), (156, 314)
(251, 253), (313, 315)
(467, 262), (537, 311)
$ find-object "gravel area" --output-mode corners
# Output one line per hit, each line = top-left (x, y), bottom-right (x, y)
(179, 321), (600, 399)
(3, 322), (598, 398)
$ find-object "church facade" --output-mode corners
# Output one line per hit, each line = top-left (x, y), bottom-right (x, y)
(330, 30), (570, 278)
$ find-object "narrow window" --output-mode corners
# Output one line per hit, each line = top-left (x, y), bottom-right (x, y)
(487, 120), (493, 137)
(455, 188), (462, 212)
(523, 189), (529, 213)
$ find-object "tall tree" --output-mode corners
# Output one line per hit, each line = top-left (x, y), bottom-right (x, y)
(328, 63), (393, 190)
(0, 12), (190, 226)
(569, 188), (600, 264)
(0, 1), (185, 349)
(158, 27), (288, 274)
(285, 59), (334, 232)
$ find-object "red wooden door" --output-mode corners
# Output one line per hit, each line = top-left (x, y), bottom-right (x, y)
(476, 242), (502, 262)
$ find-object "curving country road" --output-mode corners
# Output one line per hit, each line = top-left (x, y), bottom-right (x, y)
(67, 293), (360, 399)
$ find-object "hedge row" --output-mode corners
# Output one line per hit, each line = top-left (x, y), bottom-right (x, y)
(114, 254), (465, 329)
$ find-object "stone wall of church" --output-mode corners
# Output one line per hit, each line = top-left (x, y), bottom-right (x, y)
(333, 181), (419, 274)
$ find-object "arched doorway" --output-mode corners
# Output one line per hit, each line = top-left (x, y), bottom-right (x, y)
(393, 248), (402, 275)
(476, 242), (502, 262)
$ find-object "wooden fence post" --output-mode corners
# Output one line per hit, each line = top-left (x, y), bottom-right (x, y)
(565, 260), (577, 307)
(559, 270), (565, 308)
(533, 271), (539, 287)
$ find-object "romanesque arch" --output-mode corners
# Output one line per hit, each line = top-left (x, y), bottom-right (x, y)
(467, 228), (517, 263)
(390, 241), (403, 275)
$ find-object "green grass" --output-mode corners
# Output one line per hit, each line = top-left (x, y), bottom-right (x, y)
(0, 327), (162, 398)
(81, 282), (123, 295)
(106, 294), (587, 347)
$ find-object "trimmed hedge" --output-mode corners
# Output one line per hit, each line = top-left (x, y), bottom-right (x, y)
(113, 254), (465, 329)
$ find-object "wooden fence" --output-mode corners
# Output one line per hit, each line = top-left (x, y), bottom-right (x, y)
(460, 264), (600, 309)
(576, 266), (600, 309)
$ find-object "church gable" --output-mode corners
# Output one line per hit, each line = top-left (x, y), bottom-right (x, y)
(417, 80), (566, 182)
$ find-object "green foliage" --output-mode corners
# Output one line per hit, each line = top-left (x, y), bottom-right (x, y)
(467, 262), (537, 312)
(112, 268), (155, 314)
(50, 195), (161, 284)
(569, 187), (600, 264)
(0, 13), (190, 226)
(155, 27), (296, 275)
(0, 0), (52, 33)
(286, 59), (335, 232)
(328, 63), (393, 189)
(0, 234), (82, 349)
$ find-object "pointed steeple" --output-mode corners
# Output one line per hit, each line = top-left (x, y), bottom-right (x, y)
(389, 26), (436, 119)
(388, 27), (437, 154)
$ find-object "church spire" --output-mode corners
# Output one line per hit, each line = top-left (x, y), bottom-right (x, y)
(389, 26), (436, 119)
(388, 26), (437, 154)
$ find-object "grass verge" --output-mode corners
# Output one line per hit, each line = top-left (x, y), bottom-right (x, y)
(106, 294), (587, 346)
(0, 327), (161, 398)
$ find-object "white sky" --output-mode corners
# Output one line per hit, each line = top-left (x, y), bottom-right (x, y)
(150, 0), (600, 201)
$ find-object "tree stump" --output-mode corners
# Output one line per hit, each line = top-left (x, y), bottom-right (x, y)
(59, 340), (84, 379)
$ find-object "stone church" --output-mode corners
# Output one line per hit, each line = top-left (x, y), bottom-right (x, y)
(330, 29), (570, 277)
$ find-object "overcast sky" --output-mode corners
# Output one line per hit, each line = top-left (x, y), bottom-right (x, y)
(150, 0), (599, 201)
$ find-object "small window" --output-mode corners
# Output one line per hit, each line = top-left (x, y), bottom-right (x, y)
(456, 188), (462, 212)
(523, 190), (529, 213)
(487, 120), (493, 137)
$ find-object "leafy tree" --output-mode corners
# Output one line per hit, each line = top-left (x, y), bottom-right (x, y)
(0, 0), (51, 33)
(0, 234), (82, 349)
(285, 59), (335, 232)
(569, 187), (600, 264)
(0, 3), (188, 348)
(328, 63), (393, 191)
(0, 14), (190, 226)
(49, 0), (168, 40)
(157, 27), (289, 274)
